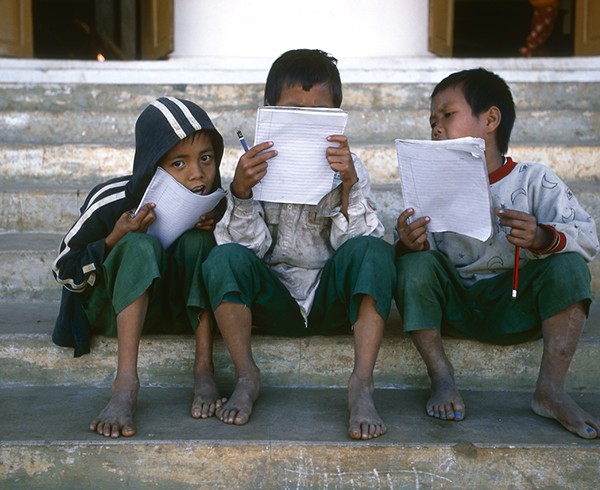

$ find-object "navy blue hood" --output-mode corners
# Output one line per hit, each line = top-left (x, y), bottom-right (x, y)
(127, 96), (224, 200)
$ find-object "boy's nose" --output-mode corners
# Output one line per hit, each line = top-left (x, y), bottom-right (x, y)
(189, 161), (204, 179)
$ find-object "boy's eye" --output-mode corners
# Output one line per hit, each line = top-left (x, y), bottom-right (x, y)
(201, 154), (214, 163)
(171, 160), (185, 168)
(444, 112), (454, 119)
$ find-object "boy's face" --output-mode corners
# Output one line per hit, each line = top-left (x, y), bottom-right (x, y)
(275, 82), (335, 108)
(430, 86), (487, 142)
(158, 131), (217, 194)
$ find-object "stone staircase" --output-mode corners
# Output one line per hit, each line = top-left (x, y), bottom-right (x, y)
(1, 63), (600, 488)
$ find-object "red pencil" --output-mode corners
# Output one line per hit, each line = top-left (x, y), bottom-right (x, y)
(512, 246), (520, 298)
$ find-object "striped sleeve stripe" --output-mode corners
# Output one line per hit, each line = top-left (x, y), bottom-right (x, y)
(82, 179), (128, 213)
(52, 190), (127, 291)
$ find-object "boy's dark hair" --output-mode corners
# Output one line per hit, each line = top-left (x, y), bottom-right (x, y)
(264, 49), (343, 107)
(432, 68), (515, 154)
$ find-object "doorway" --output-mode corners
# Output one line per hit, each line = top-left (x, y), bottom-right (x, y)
(0, 0), (173, 60)
(453, 0), (573, 57)
(429, 0), (600, 56)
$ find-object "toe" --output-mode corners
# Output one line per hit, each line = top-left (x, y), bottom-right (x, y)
(121, 423), (135, 437)
(110, 424), (121, 438)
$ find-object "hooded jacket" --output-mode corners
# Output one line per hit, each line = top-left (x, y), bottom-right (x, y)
(51, 97), (224, 356)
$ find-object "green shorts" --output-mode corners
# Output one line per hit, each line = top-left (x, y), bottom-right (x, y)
(395, 250), (592, 345)
(84, 229), (216, 337)
(202, 236), (396, 336)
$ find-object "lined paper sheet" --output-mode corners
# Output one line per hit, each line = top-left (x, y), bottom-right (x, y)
(395, 137), (493, 241)
(135, 167), (225, 249)
(252, 106), (348, 205)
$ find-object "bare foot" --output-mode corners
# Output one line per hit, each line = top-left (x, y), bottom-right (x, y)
(191, 374), (227, 419)
(348, 374), (387, 440)
(216, 373), (260, 425)
(531, 390), (600, 439)
(427, 376), (465, 421)
(90, 378), (139, 438)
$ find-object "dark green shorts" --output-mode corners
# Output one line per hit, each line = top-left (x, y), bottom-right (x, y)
(84, 229), (216, 337)
(202, 236), (396, 337)
(395, 250), (592, 345)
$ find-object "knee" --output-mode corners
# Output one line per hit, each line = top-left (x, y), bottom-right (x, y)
(174, 229), (216, 259)
(533, 253), (591, 292)
(341, 236), (394, 264)
(104, 233), (165, 280)
(203, 243), (253, 277)
(112, 232), (163, 261)
(396, 251), (445, 290)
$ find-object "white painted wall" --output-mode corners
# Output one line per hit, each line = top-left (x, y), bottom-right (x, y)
(173, 0), (432, 59)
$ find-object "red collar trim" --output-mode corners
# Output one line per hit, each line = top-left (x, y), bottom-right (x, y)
(488, 157), (516, 184)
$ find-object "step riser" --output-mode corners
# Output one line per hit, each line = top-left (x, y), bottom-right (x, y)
(3, 82), (600, 109)
(2, 109), (599, 146)
(2, 443), (599, 489)
(2, 331), (599, 391)
(2, 182), (599, 235)
(2, 145), (600, 184)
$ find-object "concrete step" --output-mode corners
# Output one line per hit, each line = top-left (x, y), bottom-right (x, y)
(1, 144), (600, 185)
(1, 300), (599, 392)
(2, 174), (599, 238)
(0, 234), (62, 299)
(1, 81), (599, 147)
(2, 107), (600, 147)
(1, 385), (599, 488)
(3, 81), (599, 114)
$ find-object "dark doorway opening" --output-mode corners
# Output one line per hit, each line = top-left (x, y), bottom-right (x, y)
(453, 0), (574, 57)
(32, 0), (137, 60)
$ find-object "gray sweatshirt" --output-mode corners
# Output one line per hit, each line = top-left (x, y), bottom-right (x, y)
(429, 158), (599, 286)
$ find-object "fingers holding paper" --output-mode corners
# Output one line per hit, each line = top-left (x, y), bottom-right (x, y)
(231, 141), (277, 199)
(495, 207), (552, 250)
(396, 208), (430, 252)
(105, 203), (156, 251)
(326, 135), (358, 188)
(195, 210), (219, 232)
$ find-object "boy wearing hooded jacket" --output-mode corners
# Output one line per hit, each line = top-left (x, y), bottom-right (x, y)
(52, 97), (226, 438)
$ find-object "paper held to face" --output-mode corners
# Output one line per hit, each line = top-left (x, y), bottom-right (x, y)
(252, 106), (348, 205)
(135, 167), (225, 249)
(395, 137), (493, 242)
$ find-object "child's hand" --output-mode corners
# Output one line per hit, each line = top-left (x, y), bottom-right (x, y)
(105, 203), (156, 251)
(326, 135), (358, 188)
(396, 208), (430, 252)
(195, 210), (219, 232)
(231, 141), (277, 199)
(495, 207), (553, 250)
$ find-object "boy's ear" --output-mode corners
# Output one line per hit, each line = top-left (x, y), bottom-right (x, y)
(484, 106), (501, 133)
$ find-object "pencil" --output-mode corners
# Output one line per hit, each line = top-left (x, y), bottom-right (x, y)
(237, 130), (249, 152)
(512, 245), (520, 298)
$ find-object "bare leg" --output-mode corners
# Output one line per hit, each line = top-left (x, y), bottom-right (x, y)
(89, 291), (148, 438)
(410, 328), (465, 421)
(531, 302), (600, 439)
(214, 302), (260, 425)
(348, 295), (387, 440)
(191, 310), (227, 418)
